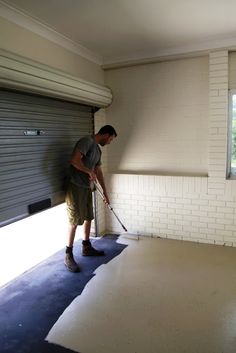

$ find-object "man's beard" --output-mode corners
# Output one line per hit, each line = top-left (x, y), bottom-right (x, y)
(99, 139), (107, 146)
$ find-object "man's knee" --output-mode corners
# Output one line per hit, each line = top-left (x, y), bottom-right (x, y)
(70, 224), (78, 230)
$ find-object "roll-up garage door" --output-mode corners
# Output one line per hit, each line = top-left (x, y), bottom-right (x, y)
(0, 89), (94, 226)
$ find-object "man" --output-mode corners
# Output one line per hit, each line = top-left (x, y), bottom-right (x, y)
(64, 125), (117, 272)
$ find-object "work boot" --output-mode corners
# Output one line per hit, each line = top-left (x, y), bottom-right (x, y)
(82, 240), (105, 256)
(64, 247), (80, 272)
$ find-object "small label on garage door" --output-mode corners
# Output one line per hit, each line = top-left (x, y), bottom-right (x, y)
(24, 129), (45, 136)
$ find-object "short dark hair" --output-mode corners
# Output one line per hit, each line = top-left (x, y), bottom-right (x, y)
(98, 125), (117, 137)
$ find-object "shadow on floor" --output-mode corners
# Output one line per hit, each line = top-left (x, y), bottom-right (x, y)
(0, 234), (126, 353)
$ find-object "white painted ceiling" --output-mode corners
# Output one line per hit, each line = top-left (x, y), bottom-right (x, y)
(2, 0), (236, 66)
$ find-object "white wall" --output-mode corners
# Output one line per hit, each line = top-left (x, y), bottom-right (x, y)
(0, 17), (104, 85)
(105, 57), (209, 176)
(101, 51), (236, 247)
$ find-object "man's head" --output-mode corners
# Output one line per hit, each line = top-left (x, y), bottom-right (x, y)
(96, 125), (117, 146)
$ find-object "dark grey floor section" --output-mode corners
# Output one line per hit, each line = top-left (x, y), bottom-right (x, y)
(0, 234), (126, 353)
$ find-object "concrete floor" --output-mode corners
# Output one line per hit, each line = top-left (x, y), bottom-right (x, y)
(0, 235), (126, 353)
(46, 236), (236, 353)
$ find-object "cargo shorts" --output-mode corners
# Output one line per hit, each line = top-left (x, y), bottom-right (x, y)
(65, 182), (94, 225)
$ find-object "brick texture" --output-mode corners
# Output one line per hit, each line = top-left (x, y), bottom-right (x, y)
(97, 51), (236, 247)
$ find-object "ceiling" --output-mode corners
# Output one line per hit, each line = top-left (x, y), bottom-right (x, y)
(2, 0), (236, 67)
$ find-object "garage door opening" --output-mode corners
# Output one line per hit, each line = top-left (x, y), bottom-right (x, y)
(0, 53), (112, 289)
(0, 204), (86, 288)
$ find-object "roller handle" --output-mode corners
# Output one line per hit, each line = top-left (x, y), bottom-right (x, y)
(94, 182), (128, 232)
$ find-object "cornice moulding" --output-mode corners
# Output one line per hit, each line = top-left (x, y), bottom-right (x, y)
(2, 0), (236, 69)
(0, 0), (103, 65)
(103, 36), (236, 69)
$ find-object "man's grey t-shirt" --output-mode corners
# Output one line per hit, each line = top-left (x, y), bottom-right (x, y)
(69, 136), (101, 188)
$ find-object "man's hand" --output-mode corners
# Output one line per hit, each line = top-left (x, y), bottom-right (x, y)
(70, 151), (97, 182)
(88, 170), (97, 182)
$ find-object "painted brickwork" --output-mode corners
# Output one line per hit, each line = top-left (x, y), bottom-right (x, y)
(98, 51), (236, 247)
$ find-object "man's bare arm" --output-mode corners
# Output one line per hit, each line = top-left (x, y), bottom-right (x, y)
(70, 150), (97, 181)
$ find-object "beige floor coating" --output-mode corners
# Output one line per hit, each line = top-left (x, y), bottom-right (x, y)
(46, 237), (236, 353)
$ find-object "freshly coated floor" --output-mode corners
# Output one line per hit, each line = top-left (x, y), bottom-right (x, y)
(0, 235), (126, 353)
(46, 236), (236, 353)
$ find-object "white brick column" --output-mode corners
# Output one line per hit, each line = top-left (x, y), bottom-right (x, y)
(208, 50), (228, 194)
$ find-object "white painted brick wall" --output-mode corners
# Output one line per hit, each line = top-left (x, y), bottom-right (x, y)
(105, 57), (209, 175)
(101, 171), (236, 245)
(209, 51), (228, 180)
(96, 50), (236, 247)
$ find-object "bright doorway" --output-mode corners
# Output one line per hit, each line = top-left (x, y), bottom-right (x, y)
(0, 204), (85, 287)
